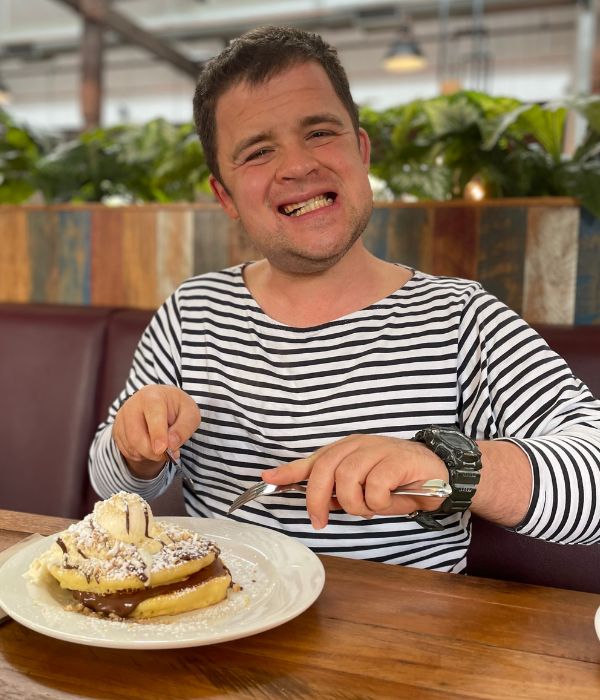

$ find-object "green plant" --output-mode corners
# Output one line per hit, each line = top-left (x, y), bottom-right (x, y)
(2, 93), (600, 212)
(360, 91), (600, 217)
(34, 119), (210, 203)
(0, 109), (49, 203)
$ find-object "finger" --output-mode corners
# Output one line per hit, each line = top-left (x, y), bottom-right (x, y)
(141, 395), (170, 456)
(304, 460), (337, 529)
(330, 496), (342, 511)
(362, 460), (399, 513)
(305, 439), (376, 527)
(262, 435), (362, 485)
(364, 462), (444, 516)
(115, 410), (155, 463)
(332, 451), (376, 518)
(261, 456), (315, 484)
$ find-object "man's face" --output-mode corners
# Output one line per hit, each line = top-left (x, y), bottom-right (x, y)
(210, 61), (373, 274)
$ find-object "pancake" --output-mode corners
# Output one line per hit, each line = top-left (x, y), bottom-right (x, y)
(26, 491), (233, 619)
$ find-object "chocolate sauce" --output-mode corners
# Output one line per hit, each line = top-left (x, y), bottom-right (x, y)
(56, 537), (78, 571)
(144, 505), (150, 538)
(125, 502), (130, 534)
(70, 559), (230, 618)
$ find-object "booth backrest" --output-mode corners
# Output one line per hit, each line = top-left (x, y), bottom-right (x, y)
(0, 302), (598, 591)
(0, 304), (113, 519)
(468, 324), (600, 593)
(95, 308), (153, 427)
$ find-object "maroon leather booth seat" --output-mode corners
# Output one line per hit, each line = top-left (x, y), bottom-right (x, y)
(0, 304), (113, 519)
(0, 303), (598, 591)
(468, 324), (600, 593)
(95, 308), (153, 429)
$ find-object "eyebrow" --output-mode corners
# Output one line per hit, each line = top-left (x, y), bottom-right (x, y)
(231, 112), (346, 163)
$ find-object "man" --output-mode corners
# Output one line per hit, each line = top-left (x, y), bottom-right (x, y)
(90, 26), (600, 571)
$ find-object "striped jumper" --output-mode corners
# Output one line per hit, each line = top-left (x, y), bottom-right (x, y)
(90, 266), (600, 572)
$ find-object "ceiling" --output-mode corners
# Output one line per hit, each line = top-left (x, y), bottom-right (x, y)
(0, 0), (594, 132)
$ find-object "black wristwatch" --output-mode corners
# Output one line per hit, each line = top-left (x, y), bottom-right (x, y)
(409, 425), (482, 531)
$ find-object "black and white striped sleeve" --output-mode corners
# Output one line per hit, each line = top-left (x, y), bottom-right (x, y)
(88, 292), (183, 500)
(457, 289), (600, 544)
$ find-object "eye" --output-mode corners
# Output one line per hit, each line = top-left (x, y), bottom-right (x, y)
(245, 147), (272, 162)
(309, 130), (333, 139)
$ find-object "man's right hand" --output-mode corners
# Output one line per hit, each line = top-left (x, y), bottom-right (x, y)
(112, 385), (201, 479)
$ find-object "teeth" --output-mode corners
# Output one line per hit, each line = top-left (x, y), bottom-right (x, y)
(283, 195), (333, 217)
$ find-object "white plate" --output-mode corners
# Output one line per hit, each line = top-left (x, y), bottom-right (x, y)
(0, 517), (325, 649)
(595, 606), (600, 642)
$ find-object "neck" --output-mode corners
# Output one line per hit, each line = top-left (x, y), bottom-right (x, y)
(243, 242), (412, 327)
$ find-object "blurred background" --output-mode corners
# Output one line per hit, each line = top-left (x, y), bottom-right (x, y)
(1, 0), (596, 132)
(0, 5), (598, 326)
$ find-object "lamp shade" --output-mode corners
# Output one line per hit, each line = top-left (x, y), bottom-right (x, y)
(383, 29), (427, 73)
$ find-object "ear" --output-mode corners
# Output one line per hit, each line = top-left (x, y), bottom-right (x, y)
(357, 127), (371, 171)
(209, 175), (240, 220)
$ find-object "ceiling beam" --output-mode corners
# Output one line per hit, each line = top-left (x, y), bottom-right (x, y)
(53, 0), (200, 78)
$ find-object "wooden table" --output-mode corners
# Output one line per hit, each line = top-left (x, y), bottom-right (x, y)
(1, 509), (599, 699)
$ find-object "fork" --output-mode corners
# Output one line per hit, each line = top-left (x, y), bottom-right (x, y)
(227, 478), (451, 514)
(165, 448), (195, 488)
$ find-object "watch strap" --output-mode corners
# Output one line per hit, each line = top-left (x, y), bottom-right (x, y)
(409, 426), (482, 531)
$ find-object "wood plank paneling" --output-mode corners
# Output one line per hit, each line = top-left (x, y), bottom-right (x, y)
(193, 209), (230, 275)
(387, 206), (433, 271)
(121, 209), (158, 309)
(523, 206), (579, 325)
(362, 206), (389, 260)
(0, 201), (597, 324)
(431, 206), (479, 280)
(0, 208), (30, 302)
(156, 209), (193, 304)
(91, 208), (126, 306)
(27, 209), (61, 303)
(57, 210), (91, 304)
(478, 206), (527, 315)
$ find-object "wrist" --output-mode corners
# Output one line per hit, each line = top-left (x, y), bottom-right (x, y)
(409, 425), (482, 531)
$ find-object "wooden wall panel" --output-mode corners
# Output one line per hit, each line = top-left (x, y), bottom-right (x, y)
(57, 210), (91, 304)
(523, 206), (579, 325)
(157, 209), (193, 304)
(121, 209), (158, 309)
(193, 209), (230, 275)
(0, 208), (30, 302)
(477, 206), (527, 316)
(431, 206), (479, 280)
(27, 210), (61, 303)
(363, 207), (389, 260)
(1, 200), (597, 325)
(386, 206), (433, 271)
(91, 208), (125, 306)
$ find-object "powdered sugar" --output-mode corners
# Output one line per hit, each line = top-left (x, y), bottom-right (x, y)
(31, 545), (272, 638)
(51, 515), (219, 587)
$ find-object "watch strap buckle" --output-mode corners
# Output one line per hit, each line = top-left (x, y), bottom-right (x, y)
(408, 510), (446, 531)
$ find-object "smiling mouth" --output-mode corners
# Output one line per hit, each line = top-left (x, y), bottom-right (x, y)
(279, 192), (336, 217)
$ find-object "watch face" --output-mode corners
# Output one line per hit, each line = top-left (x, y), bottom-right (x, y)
(439, 429), (474, 450)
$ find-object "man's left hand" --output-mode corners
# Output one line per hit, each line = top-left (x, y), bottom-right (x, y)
(261, 434), (449, 529)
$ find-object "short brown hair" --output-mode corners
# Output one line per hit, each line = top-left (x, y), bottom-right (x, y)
(193, 25), (359, 184)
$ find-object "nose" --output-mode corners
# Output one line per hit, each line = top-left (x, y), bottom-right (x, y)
(275, 143), (319, 181)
